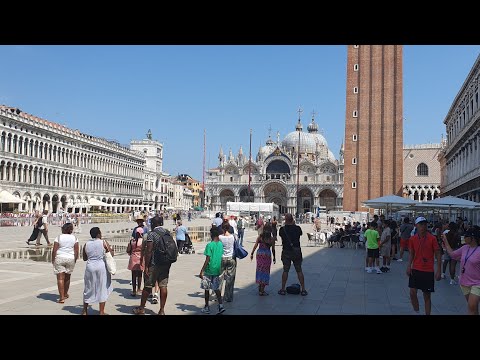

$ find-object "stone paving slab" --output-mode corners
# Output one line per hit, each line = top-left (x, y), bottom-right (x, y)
(0, 221), (472, 315)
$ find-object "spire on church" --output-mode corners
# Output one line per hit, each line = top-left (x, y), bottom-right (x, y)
(295, 106), (303, 132)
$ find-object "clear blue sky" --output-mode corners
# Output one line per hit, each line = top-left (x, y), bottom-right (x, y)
(1, 45), (479, 180)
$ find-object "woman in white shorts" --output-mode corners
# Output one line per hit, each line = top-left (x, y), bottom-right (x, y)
(52, 223), (79, 303)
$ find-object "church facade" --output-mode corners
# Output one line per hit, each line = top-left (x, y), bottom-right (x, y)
(205, 116), (344, 215)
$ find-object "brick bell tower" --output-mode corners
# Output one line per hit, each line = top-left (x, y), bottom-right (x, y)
(343, 45), (403, 211)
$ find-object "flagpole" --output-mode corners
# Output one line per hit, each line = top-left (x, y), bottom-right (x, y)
(202, 129), (206, 209)
(248, 129), (252, 202)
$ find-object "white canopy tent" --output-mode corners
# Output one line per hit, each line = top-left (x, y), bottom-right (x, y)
(0, 190), (26, 213)
(362, 195), (418, 215)
(88, 198), (110, 207)
(408, 196), (480, 220)
(226, 202), (279, 218)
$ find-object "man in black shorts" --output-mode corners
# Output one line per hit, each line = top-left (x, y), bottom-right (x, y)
(278, 213), (307, 296)
(407, 216), (442, 315)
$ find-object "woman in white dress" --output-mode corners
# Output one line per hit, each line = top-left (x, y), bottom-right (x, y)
(82, 227), (114, 315)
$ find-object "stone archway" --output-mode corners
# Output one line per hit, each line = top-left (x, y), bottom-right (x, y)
(297, 188), (313, 214)
(42, 193), (50, 212)
(239, 188), (255, 202)
(52, 194), (59, 213)
(264, 182), (287, 214)
(219, 189), (235, 210)
(319, 189), (337, 211)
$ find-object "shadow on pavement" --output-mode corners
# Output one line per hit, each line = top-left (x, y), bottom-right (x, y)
(62, 305), (84, 315)
(186, 291), (205, 298)
(113, 286), (135, 299)
(114, 278), (131, 285)
(174, 302), (202, 314)
(37, 292), (59, 303)
(114, 303), (157, 315)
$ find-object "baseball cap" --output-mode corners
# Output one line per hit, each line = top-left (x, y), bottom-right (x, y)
(464, 229), (480, 239)
(415, 216), (427, 224)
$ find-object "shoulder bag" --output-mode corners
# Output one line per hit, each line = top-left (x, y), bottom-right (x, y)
(233, 238), (248, 259)
(104, 241), (117, 275)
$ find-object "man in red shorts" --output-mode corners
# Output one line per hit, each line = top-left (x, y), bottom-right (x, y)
(406, 216), (442, 315)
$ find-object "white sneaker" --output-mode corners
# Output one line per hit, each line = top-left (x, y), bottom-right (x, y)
(201, 306), (210, 314)
(449, 279), (458, 285)
(441, 273), (445, 279)
(366, 269), (373, 274)
(397, 258), (403, 262)
(365, 267), (369, 271)
(376, 269), (382, 274)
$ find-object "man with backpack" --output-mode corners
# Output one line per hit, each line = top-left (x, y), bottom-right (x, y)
(133, 215), (178, 315)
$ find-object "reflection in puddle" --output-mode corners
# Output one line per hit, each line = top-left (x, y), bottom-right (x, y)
(0, 247), (54, 262)
(0, 238), (130, 263)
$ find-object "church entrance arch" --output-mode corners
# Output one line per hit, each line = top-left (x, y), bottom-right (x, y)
(297, 188), (313, 214)
(219, 189), (235, 210)
(239, 188), (255, 202)
(319, 189), (337, 211)
(263, 182), (287, 214)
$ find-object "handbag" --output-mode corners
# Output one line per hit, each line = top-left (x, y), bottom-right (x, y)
(233, 239), (248, 259)
(104, 242), (116, 275)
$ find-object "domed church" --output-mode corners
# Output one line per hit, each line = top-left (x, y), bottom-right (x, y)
(205, 113), (344, 215)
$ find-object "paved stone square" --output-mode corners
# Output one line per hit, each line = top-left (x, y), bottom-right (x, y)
(0, 219), (468, 315)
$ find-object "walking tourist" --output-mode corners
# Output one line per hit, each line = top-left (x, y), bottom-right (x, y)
(251, 223), (276, 295)
(133, 216), (173, 315)
(398, 217), (414, 262)
(127, 227), (145, 296)
(277, 213), (307, 296)
(36, 210), (51, 246)
(199, 227), (225, 314)
(219, 221), (236, 302)
(51, 223), (79, 303)
(407, 217), (442, 315)
(82, 227), (114, 315)
(442, 227), (480, 315)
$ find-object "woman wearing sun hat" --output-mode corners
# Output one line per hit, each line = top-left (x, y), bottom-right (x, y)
(442, 227), (480, 315)
(127, 227), (145, 296)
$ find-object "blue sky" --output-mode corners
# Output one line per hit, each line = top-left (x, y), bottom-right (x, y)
(1, 45), (479, 180)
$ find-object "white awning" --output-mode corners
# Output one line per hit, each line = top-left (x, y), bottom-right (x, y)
(0, 190), (26, 204)
(88, 198), (110, 207)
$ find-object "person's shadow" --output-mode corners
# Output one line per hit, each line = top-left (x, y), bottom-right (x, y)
(37, 293), (58, 303)
(174, 303), (203, 314)
(62, 305), (85, 315)
(115, 303), (157, 315)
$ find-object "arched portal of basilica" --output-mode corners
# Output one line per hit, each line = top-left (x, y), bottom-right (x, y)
(205, 114), (344, 215)
(264, 182), (288, 214)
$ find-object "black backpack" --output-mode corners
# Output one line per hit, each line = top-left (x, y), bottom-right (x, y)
(153, 229), (178, 265)
(286, 283), (301, 295)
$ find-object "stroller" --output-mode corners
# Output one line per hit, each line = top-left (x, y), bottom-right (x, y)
(181, 233), (195, 254)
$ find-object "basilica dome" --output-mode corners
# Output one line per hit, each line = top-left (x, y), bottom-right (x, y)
(281, 118), (333, 159)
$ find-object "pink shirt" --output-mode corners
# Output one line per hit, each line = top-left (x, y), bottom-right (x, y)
(451, 245), (480, 287)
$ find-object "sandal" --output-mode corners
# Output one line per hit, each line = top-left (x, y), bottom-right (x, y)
(259, 291), (269, 296)
(301, 290), (308, 296)
(278, 289), (286, 295)
(56, 299), (65, 304)
(132, 307), (145, 315)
